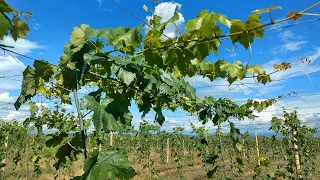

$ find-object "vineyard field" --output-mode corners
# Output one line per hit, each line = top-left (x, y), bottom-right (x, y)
(1, 122), (320, 179)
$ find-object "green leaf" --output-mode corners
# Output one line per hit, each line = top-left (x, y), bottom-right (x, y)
(14, 65), (37, 110)
(21, 66), (36, 96)
(11, 17), (30, 41)
(155, 109), (165, 125)
(159, 84), (172, 95)
(46, 132), (82, 170)
(82, 149), (136, 180)
(201, 14), (220, 38)
(246, 14), (264, 38)
(247, 64), (264, 75)
(236, 142), (243, 152)
(29, 102), (38, 117)
(0, 1), (12, 13)
(98, 27), (127, 41)
(70, 27), (85, 48)
(111, 28), (141, 52)
(229, 20), (246, 44)
(229, 15), (263, 49)
(45, 132), (69, 147)
(204, 153), (219, 164)
(228, 61), (243, 78)
(81, 96), (121, 132)
(34, 60), (55, 82)
(186, 16), (205, 32)
(117, 68), (136, 86)
(251, 6), (282, 14)
(155, 7), (179, 33)
(239, 34), (253, 49)
(217, 14), (231, 28)
(186, 11), (231, 35)
(62, 44), (90, 89)
(0, 12), (13, 40)
(81, 96), (132, 132)
(257, 74), (271, 84)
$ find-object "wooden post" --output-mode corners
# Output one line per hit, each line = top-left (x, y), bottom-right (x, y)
(98, 136), (102, 152)
(110, 131), (113, 147)
(242, 138), (246, 159)
(26, 136), (29, 180)
(166, 138), (170, 164)
(182, 138), (186, 156)
(292, 129), (301, 179)
(1, 136), (8, 173)
(255, 132), (260, 166)
(73, 89), (87, 159)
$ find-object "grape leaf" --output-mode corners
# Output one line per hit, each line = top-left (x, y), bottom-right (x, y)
(229, 14), (264, 49)
(287, 11), (302, 21)
(236, 142), (243, 152)
(0, 0), (13, 13)
(246, 64), (264, 75)
(21, 66), (36, 96)
(227, 61), (243, 78)
(251, 6), (282, 14)
(0, 12), (13, 40)
(81, 96), (132, 132)
(186, 15), (205, 32)
(82, 149), (136, 180)
(155, 108), (165, 125)
(70, 27), (85, 48)
(154, 7), (179, 33)
(11, 17), (30, 41)
(111, 28), (141, 52)
(34, 60), (55, 82)
(53, 133), (82, 169)
(117, 68), (136, 86)
(229, 20), (246, 44)
(81, 96), (122, 132)
(246, 14), (264, 38)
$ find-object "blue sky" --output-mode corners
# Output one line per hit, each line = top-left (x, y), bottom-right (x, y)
(1, 0), (320, 135)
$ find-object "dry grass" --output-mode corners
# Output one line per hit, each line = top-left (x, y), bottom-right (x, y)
(2, 150), (320, 180)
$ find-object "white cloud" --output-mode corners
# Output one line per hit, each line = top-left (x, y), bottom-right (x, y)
(6, 110), (21, 120)
(36, 102), (48, 109)
(0, 92), (15, 103)
(0, 36), (45, 55)
(0, 55), (25, 72)
(0, 92), (29, 121)
(146, 2), (185, 39)
(0, 37), (44, 122)
(281, 41), (307, 51)
(278, 30), (303, 42)
(0, 37), (45, 92)
(97, 0), (114, 12)
(229, 52), (237, 57)
(273, 30), (307, 53)
(0, 55), (25, 91)
(62, 104), (73, 110)
(309, 47), (320, 61)
(32, 23), (41, 31)
(0, 109), (29, 122)
(262, 48), (320, 81)
(185, 47), (320, 99)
